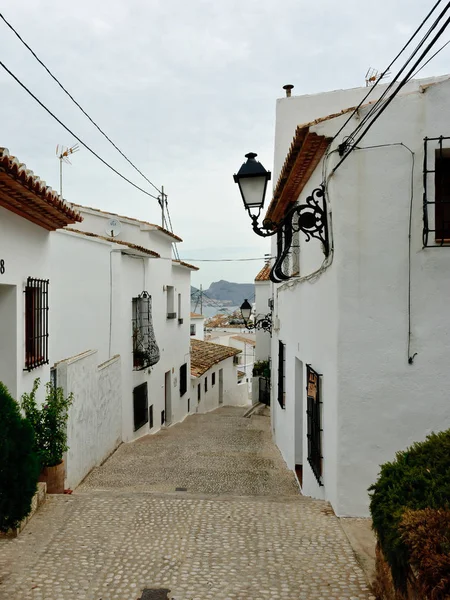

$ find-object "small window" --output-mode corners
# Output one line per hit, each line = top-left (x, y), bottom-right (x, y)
(133, 383), (148, 431)
(435, 151), (450, 240)
(212, 372), (216, 386)
(180, 363), (187, 397)
(277, 341), (285, 409)
(190, 324), (196, 336)
(306, 365), (323, 486)
(149, 404), (154, 429)
(187, 398), (190, 413)
(197, 383), (201, 402)
(178, 293), (182, 318)
(204, 377), (208, 393)
(166, 286), (176, 319)
(161, 409), (165, 425)
(25, 277), (49, 371)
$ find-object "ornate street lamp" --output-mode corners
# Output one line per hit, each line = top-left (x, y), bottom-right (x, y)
(240, 299), (272, 333)
(233, 153), (330, 283)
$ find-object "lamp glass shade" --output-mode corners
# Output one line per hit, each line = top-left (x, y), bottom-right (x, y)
(240, 299), (252, 321)
(237, 176), (268, 210)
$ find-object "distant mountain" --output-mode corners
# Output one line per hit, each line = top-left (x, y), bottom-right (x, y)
(206, 280), (254, 306)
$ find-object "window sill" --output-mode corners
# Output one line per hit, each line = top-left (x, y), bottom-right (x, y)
(167, 313), (177, 319)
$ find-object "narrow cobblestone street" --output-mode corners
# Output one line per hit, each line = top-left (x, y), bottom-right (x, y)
(0, 407), (374, 599)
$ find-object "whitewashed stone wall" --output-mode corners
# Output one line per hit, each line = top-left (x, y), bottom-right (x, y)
(56, 350), (122, 490)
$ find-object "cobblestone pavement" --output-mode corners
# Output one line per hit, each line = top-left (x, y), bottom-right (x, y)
(0, 407), (374, 600)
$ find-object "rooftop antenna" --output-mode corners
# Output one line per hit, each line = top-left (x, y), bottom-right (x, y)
(365, 67), (391, 87)
(56, 143), (79, 200)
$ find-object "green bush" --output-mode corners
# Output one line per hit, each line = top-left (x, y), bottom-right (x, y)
(253, 360), (270, 378)
(0, 382), (39, 532)
(21, 378), (73, 468)
(369, 429), (450, 592)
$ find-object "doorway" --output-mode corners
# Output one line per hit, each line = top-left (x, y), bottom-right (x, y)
(0, 285), (17, 398)
(294, 358), (303, 488)
(164, 371), (172, 425)
(218, 369), (224, 405)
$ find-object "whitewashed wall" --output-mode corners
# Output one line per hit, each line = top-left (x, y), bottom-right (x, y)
(191, 356), (249, 414)
(56, 350), (122, 489)
(0, 206), (51, 404)
(190, 315), (206, 340)
(255, 280), (271, 362)
(272, 76), (450, 517)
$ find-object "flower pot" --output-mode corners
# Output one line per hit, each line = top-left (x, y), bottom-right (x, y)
(38, 460), (65, 494)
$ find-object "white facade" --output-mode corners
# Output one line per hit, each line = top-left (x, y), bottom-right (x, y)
(190, 312), (206, 340)
(254, 268), (272, 363)
(270, 75), (450, 517)
(191, 356), (248, 413)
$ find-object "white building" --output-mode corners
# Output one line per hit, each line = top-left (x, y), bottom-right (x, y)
(254, 264), (271, 363)
(0, 146), (199, 490)
(268, 75), (450, 517)
(190, 339), (248, 412)
(0, 147), (82, 404)
(190, 312), (206, 340)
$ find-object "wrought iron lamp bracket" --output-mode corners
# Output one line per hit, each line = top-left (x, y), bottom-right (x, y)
(248, 184), (329, 283)
(242, 314), (273, 334)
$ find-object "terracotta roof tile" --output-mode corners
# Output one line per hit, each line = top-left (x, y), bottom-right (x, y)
(66, 228), (160, 257)
(190, 312), (205, 318)
(172, 259), (199, 271)
(70, 202), (183, 242)
(190, 339), (241, 378)
(0, 147), (82, 231)
(255, 264), (271, 281)
(231, 335), (256, 346)
(237, 370), (246, 378)
(265, 129), (331, 222)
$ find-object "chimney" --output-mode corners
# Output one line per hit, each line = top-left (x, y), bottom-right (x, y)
(283, 84), (294, 98)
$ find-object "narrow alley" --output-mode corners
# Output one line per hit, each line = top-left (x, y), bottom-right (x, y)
(0, 407), (373, 600)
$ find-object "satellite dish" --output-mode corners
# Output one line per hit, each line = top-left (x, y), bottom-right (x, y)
(106, 218), (122, 238)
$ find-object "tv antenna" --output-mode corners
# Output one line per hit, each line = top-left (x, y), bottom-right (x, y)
(365, 68), (391, 87)
(56, 143), (79, 200)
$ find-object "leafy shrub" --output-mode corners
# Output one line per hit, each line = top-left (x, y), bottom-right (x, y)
(253, 360), (270, 378)
(21, 378), (73, 468)
(400, 508), (450, 599)
(369, 429), (450, 592)
(0, 382), (39, 532)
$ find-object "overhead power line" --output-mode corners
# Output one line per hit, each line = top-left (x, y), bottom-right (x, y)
(0, 12), (162, 196)
(330, 0), (447, 143)
(0, 60), (160, 201)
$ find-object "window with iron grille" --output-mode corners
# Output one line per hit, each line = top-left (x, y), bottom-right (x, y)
(212, 372), (216, 386)
(180, 363), (187, 396)
(423, 137), (450, 246)
(306, 364), (323, 486)
(132, 292), (160, 370)
(277, 341), (285, 409)
(133, 382), (148, 431)
(24, 277), (49, 371)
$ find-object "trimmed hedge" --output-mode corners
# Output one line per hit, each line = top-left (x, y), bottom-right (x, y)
(400, 508), (450, 599)
(369, 429), (450, 593)
(0, 382), (39, 532)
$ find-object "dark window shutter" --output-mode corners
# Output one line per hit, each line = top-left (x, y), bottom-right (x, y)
(133, 382), (148, 431)
(277, 341), (285, 409)
(180, 363), (187, 396)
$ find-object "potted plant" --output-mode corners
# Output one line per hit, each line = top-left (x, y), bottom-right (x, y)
(21, 379), (73, 494)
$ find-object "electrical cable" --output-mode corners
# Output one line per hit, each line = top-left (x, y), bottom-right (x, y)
(0, 12), (162, 196)
(340, 3), (450, 151)
(329, 0), (446, 143)
(331, 8), (450, 174)
(410, 39), (450, 78)
(0, 60), (161, 201)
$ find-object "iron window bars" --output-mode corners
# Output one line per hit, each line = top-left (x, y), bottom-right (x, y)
(132, 291), (160, 370)
(24, 277), (49, 371)
(133, 382), (148, 431)
(306, 364), (323, 486)
(277, 341), (285, 409)
(423, 136), (450, 247)
(180, 363), (187, 397)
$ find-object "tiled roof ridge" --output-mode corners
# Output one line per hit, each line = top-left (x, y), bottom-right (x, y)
(172, 259), (199, 271)
(70, 202), (183, 242)
(0, 147), (82, 228)
(190, 339), (241, 377)
(190, 312), (205, 318)
(231, 335), (256, 346)
(66, 228), (160, 257)
(255, 263), (271, 281)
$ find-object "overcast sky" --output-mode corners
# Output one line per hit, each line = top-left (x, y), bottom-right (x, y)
(2, 0), (449, 288)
